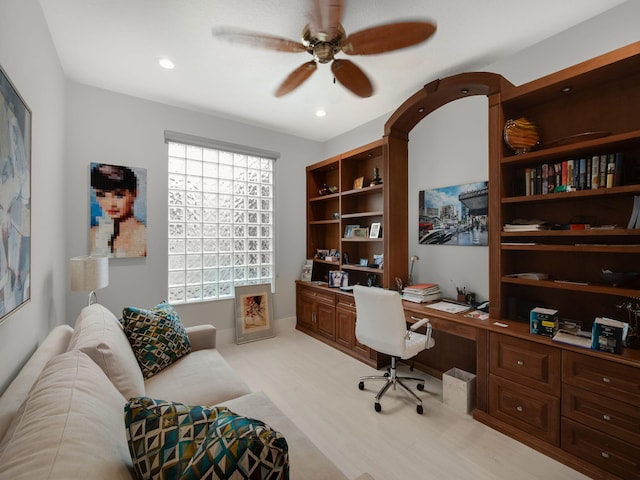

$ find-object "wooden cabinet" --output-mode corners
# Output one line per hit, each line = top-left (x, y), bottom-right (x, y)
(488, 41), (640, 325)
(481, 42), (640, 479)
(489, 333), (561, 445)
(296, 282), (385, 368)
(561, 351), (640, 478)
(305, 138), (407, 289)
(296, 283), (335, 341)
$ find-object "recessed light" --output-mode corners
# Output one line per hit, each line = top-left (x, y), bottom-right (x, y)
(315, 109), (327, 117)
(159, 58), (175, 69)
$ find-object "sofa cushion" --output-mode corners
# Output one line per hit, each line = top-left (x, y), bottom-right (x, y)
(144, 349), (252, 407)
(180, 410), (289, 480)
(68, 303), (145, 399)
(122, 301), (191, 379)
(0, 350), (133, 480)
(220, 392), (348, 480)
(124, 396), (229, 480)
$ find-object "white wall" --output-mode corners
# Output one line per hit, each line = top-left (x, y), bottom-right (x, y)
(65, 83), (323, 338)
(0, 0), (67, 392)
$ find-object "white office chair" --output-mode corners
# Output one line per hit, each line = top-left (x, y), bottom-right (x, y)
(352, 285), (435, 414)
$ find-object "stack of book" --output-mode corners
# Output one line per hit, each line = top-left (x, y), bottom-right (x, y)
(503, 219), (550, 232)
(402, 283), (441, 303)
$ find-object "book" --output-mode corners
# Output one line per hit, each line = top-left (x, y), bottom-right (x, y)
(524, 168), (531, 196)
(627, 196), (640, 229)
(591, 316), (627, 354)
(614, 152), (624, 187)
(591, 155), (600, 189)
(402, 292), (442, 303)
(599, 154), (607, 188)
(464, 310), (489, 321)
(606, 154), (616, 188)
(552, 331), (592, 349)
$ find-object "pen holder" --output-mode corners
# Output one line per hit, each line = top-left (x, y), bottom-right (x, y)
(457, 293), (466, 303)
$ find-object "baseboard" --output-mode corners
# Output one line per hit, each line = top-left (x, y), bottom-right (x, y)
(215, 316), (297, 346)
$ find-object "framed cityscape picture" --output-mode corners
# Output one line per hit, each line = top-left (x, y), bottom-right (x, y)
(418, 181), (488, 246)
(0, 65), (31, 322)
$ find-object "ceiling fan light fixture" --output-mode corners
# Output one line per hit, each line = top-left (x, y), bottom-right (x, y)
(158, 58), (175, 69)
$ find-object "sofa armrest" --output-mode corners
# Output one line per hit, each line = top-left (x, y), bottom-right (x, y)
(185, 325), (217, 351)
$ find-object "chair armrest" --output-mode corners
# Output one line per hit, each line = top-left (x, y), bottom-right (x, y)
(410, 317), (430, 331)
(409, 317), (435, 349)
(185, 325), (217, 351)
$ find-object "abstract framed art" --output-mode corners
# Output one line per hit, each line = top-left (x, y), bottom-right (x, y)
(234, 283), (275, 344)
(0, 65), (31, 322)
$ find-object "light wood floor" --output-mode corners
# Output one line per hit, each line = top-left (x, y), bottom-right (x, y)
(219, 327), (589, 480)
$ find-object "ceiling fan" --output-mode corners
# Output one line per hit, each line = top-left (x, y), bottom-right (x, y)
(212, 0), (436, 98)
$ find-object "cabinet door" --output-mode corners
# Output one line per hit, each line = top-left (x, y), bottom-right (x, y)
(315, 301), (336, 341)
(336, 305), (355, 349)
(298, 293), (316, 331)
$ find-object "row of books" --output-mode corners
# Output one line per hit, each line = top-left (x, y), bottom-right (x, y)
(503, 219), (549, 232)
(401, 283), (442, 303)
(521, 152), (624, 196)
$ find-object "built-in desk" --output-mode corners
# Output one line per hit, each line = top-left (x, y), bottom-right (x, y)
(296, 280), (640, 480)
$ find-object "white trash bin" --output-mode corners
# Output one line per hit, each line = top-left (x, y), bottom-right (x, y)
(442, 368), (476, 414)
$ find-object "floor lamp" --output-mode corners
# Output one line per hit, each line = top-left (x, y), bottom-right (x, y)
(70, 255), (109, 306)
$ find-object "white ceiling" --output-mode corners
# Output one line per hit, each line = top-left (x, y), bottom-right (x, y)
(39, 0), (627, 142)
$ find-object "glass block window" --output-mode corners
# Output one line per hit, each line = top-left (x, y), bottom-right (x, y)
(167, 137), (275, 304)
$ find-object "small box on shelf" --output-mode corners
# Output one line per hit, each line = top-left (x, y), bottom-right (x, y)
(530, 307), (559, 337)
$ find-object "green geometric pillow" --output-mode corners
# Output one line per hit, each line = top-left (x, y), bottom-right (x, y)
(122, 301), (191, 379)
(124, 397), (230, 480)
(179, 410), (289, 480)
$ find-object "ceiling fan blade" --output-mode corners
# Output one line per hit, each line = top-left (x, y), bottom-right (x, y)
(212, 27), (306, 53)
(342, 21), (436, 55)
(331, 59), (373, 98)
(308, 0), (345, 41)
(275, 61), (318, 97)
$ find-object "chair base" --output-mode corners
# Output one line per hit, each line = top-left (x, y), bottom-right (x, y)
(358, 356), (426, 414)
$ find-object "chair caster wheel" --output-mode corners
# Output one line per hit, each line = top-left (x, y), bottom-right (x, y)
(384, 371), (390, 377)
(417, 405), (423, 415)
(417, 383), (425, 391)
(374, 402), (382, 412)
(358, 381), (364, 390)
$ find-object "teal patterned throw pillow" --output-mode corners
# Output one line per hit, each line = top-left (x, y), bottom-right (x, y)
(180, 410), (289, 480)
(124, 397), (230, 480)
(122, 301), (191, 379)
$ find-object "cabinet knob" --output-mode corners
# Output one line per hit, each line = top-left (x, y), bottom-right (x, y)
(603, 414), (611, 421)
(601, 452), (610, 459)
(602, 377), (611, 383)
(516, 405), (523, 412)
(516, 360), (524, 366)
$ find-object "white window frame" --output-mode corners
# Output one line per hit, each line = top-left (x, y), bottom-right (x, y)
(165, 131), (278, 304)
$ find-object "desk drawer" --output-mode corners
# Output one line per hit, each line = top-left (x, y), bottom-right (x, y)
(336, 294), (356, 311)
(563, 351), (640, 404)
(562, 418), (640, 480)
(490, 374), (560, 446)
(300, 287), (335, 306)
(490, 333), (561, 395)
(563, 384), (640, 446)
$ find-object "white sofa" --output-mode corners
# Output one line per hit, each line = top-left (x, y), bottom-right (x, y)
(0, 304), (357, 480)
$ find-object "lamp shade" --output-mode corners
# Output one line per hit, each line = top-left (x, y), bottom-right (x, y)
(70, 255), (109, 292)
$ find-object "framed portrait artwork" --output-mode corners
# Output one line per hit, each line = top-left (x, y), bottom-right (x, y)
(0, 66), (31, 323)
(234, 283), (275, 344)
(369, 222), (381, 238)
(328, 270), (349, 288)
(90, 162), (148, 258)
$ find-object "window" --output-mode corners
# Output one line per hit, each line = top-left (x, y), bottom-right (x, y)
(165, 131), (278, 304)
